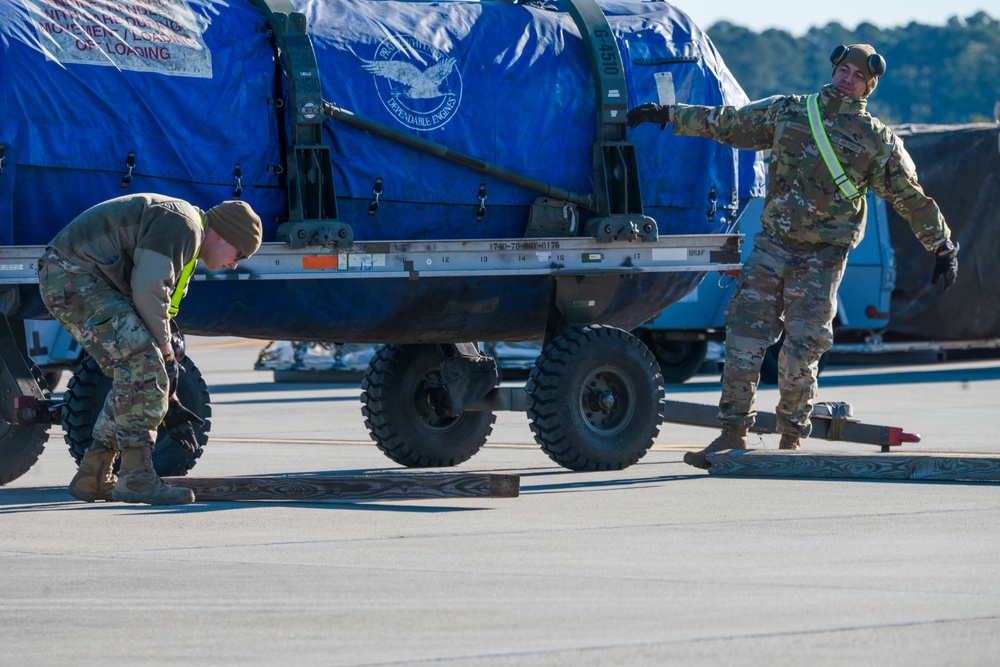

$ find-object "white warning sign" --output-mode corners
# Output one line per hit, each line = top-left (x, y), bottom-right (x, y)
(20, 0), (212, 78)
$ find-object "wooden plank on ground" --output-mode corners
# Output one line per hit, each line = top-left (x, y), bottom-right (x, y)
(161, 473), (520, 502)
(706, 450), (1000, 482)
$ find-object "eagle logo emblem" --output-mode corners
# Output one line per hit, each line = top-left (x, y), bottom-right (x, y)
(364, 35), (462, 132)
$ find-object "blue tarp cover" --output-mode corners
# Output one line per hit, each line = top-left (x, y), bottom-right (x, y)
(1, 0), (763, 245)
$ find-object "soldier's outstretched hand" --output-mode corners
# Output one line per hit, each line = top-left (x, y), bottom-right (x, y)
(931, 241), (959, 292)
(627, 103), (671, 129)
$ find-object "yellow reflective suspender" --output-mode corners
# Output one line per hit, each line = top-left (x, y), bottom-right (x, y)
(806, 93), (863, 200)
(168, 214), (205, 319)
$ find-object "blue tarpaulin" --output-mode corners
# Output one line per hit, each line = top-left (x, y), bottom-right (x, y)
(0, 0), (763, 245)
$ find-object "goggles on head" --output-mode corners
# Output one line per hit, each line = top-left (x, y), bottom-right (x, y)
(830, 44), (887, 77)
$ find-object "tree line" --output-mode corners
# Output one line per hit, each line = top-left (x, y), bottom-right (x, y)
(704, 12), (999, 125)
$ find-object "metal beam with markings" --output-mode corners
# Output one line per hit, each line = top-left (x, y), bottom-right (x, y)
(0, 235), (741, 285)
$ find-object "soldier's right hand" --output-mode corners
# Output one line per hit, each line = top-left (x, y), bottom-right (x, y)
(626, 103), (671, 130)
(164, 353), (180, 397)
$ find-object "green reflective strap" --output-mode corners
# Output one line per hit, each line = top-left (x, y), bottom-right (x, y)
(168, 258), (197, 319)
(168, 214), (206, 319)
(806, 94), (862, 200)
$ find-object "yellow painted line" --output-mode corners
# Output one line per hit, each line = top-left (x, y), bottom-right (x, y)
(211, 437), (370, 445)
(187, 339), (267, 350)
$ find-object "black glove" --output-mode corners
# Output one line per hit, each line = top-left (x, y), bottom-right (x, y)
(626, 103), (671, 130)
(162, 398), (204, 454)
(168, 421), (199, 454)
(931, 240), (959, 292)
(169, 323), (186, 358)
(164, 353), (180, 397)
(163, 398), (205, 428)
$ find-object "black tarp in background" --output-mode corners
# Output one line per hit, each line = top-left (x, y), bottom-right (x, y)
(885, 123), (1000, 341)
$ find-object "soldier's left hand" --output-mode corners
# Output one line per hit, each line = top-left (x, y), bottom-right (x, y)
(163, 397), (205, 429)
(931, 241), (959, 292)
(167, 421), (200, 454)
(162, 398), (203, 454)
(626, 103), (671, 130)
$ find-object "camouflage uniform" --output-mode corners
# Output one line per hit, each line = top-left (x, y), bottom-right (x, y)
(37, 194), (204, 476)
(39, 250), (168, 452)
(670, 84), (951, 436)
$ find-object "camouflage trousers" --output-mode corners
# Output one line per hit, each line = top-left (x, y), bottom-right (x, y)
(38, 249), (168, 452)
(719, 233), (849, 437)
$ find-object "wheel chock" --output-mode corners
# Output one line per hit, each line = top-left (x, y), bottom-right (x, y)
(161, 472), (520, 502)
(706, 450), (1000, 483)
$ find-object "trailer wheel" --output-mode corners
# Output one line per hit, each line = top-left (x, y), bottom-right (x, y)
(636, 331), (708, 384)
(0, 363), (50, 485)
(361, 344), (495, 467)
(63, 354), (211, 476)
(759, 334), (829, 386)
(527, 325), (665, 471)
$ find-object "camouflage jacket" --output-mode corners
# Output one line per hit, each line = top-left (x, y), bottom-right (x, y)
(47, 193), (205, 348)
(670, 84), (950, 250)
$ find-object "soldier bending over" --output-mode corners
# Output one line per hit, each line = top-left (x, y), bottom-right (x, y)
(39, 194), (262, 503)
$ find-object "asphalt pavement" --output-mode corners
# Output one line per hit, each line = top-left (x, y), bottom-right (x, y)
(3, 337), (999, 666)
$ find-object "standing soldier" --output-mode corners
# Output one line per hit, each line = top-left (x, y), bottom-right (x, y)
(38, 194), (262, 503)
(627, 44), (959, 467)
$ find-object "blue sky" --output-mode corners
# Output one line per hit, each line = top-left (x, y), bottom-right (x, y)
(678, 0), (993, 35)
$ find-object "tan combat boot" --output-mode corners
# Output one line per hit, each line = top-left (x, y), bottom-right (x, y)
(683, 424), (748, 469)
(67, 445), (119, 502)
(112, 446), (194, 505)
(779, 434), (801, 450)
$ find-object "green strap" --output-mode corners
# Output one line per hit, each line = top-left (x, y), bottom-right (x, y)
(168, 214), (206, 319)
(806, 94), (863, 200)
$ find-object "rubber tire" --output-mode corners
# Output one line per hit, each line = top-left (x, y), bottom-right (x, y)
(361, 344), (496, 468)
(638, 332), (709, 384)
(759, 335), (829, 386)
(0, 363), (51, 485)
(63, 354), (211, 476)
(43, 371), (64, 391)
(526, 325), (665, 471)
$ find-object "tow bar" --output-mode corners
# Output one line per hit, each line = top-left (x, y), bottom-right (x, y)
(663, 400), (921, 453)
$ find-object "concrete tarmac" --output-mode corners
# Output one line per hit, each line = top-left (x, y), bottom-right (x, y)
(3, 338), (1000, 666)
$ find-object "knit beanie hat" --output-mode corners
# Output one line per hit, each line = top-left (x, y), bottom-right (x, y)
(832, 44), (884, 96)
(205, 201), (262, 259)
